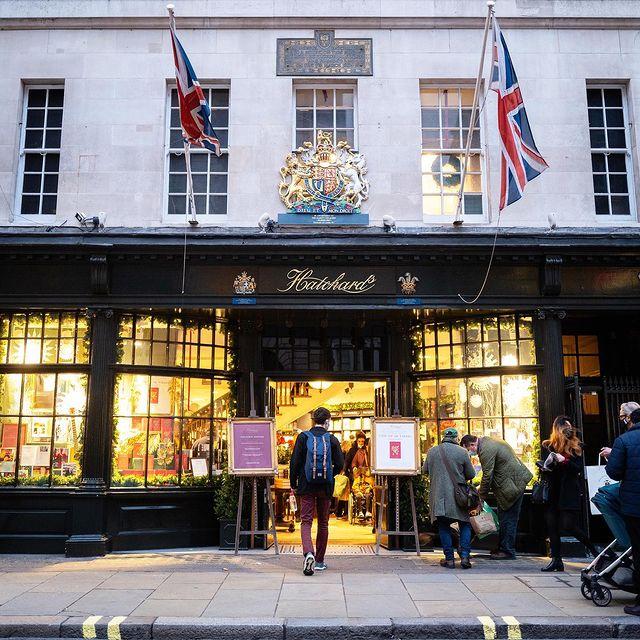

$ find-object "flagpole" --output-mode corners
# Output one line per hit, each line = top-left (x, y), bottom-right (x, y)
(453, 0), (495, 226)
(184, 140), (198, 225)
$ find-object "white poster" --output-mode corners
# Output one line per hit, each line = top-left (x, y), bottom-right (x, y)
(191, 458), (208, 477)
(371, 418), (420, 475)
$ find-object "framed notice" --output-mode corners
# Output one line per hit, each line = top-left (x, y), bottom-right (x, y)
(228, 418), (277, 476)
(371, 417), (420, 476)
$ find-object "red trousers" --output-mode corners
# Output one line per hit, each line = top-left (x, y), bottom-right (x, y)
(299, 492), (331, 562)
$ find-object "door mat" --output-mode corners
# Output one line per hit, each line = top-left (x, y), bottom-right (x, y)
(280, 544), (376, 555)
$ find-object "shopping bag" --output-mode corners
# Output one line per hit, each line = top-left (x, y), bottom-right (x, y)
(585, 458), (615, 515)
(333, 473), (349, 499)
(470, 502), (499, 539)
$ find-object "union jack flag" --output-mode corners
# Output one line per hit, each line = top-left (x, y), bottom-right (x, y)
(490, 18), (547, 210)
(169, 16), (221, 156)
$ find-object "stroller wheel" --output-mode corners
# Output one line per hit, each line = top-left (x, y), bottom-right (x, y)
(580, 582), (592, 600)
(591, 586), (612, 607)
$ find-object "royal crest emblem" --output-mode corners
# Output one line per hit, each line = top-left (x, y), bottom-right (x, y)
(233, 271), (256, 295)
(278, 130), (369, 215)
(398, 272), (419, 295)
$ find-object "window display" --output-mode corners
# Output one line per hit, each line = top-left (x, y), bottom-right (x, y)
(416, 374), (540, 473)
(0, 312), (90, 487)
(112, 311), (236, 488)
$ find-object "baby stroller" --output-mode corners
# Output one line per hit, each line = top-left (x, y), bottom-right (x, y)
(580, 483), (635, 607)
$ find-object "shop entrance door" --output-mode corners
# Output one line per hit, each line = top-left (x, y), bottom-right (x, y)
(266, 378), (388, 548)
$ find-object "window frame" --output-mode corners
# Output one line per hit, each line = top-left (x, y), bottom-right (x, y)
(162, 83), (230, 223)
(112, 311), (236, 489)
(419, 84), (488, 222)
(14, 84), (64, 220)
(292, 83), (358, 151)
(587, 83), (637, 223)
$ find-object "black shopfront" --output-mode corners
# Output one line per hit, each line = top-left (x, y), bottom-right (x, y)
(0, 227), (638, 556)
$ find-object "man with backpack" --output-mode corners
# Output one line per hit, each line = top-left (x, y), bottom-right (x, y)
(290, 406), (344, 576)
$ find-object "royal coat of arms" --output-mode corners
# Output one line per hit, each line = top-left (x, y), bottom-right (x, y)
(278, 131), (369, 215)
(233, 272), (256, 295)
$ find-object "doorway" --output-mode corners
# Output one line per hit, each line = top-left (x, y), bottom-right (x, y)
(268, 379), (387, 547)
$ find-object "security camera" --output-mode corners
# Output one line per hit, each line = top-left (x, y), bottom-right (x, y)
(75, 211), (105, 230)
(382, 214), (397, 233)
(547, 213), (557, 230)
(258, 212), (277, 233)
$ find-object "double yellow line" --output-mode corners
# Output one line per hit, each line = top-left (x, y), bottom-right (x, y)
(478, 615), (522, 640)
(81, 615), (127, 640)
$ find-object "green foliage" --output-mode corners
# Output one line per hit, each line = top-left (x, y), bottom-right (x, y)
(111, 472), (144, 487)
(51, 474), (80, 486)
(213, 471), (240, 520)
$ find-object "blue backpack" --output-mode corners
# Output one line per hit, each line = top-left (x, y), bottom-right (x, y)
(304, 431), (334, 485)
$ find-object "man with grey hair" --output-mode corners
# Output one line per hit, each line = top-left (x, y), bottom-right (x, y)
(600, 402), (640, 459)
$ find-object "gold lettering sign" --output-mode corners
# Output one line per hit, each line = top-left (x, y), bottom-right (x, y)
(277, 268), (377, 294)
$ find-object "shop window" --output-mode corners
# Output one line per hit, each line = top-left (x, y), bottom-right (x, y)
(112, 374), (230, 487)
(420, 86), (483, 218)
(113, 312), (235, 487)
(294, 86), (356, 149)
(412, 314), (534, 373)
(0, 311), (90, 487)
(166, 87), (229, 217)
(587, 86), (635, 218)
(562, 334), (600, 377)
(17, 86), (64, 216)
(415, 374), (540, 473)
(117, 313), (234, 371)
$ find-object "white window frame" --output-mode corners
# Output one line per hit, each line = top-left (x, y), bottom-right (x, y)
(162, 83), (230, 223)
(419, 83), (489, 223)
(292, 83), (358, 151)
(14, 83), (64, 220)
(587, 83), (637, 223)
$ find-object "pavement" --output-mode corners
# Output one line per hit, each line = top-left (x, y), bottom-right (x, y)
(0, 549), (639, 639)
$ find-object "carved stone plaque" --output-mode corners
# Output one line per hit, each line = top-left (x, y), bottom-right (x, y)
(277, 30), (372, 76)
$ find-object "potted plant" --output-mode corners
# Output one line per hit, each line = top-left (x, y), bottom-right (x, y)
(213, 471), (247, 549)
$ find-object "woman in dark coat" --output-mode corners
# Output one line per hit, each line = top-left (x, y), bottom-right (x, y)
(540, 416), (598, 572)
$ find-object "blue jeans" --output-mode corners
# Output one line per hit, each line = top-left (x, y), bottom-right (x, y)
(497, 495), (523, 558)
(437, 517), (472, 560)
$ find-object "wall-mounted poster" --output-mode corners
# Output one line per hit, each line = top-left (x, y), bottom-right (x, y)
(228, 418), (277, 476)
(371, 418), (420, 475)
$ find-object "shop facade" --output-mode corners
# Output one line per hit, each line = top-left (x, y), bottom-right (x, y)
(0, 228), (638, 555)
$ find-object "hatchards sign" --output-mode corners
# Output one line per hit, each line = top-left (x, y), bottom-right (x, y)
(277, 268), (377, 294)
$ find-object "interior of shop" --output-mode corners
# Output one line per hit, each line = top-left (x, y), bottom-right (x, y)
(271, 379), (385, 546)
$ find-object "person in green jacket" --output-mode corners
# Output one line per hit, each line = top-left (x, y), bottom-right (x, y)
(461, 435), (533, 559)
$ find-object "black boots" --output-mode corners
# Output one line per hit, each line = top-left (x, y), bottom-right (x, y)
(541, 557), (564, 572)
(440, 558), (455, 569)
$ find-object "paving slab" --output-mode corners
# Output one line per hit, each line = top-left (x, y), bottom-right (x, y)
(150, 582), (221, 600)
(0, 592), (85, 616)
(219, 574), (283, 590)
(279, 582), (344, 600)
(276, 599), (348, 618)
(404, 583), (474, 600)
(161, 572), (227, 584)
(62, 589), (153, 616)
(459, 579), (533, 593)
(204, 589), (280, 618)
(346, 593), (419, 618)
(283, 571), (343, 583)
(343, 574), (405, 595)
(413, 600), (492, 617)
(398, 573), (461, 583)
(131, 598), (211, 617)
(476, 591), (566, 617)
(97, 572), (170, 590)
(0, 585), (35, 606)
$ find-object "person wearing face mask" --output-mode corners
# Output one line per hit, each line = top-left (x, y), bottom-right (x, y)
(599, 402), (640, 460)
(539, 416), (598, 572)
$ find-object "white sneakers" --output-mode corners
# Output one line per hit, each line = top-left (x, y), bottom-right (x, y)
(303, 552), (315, 576)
